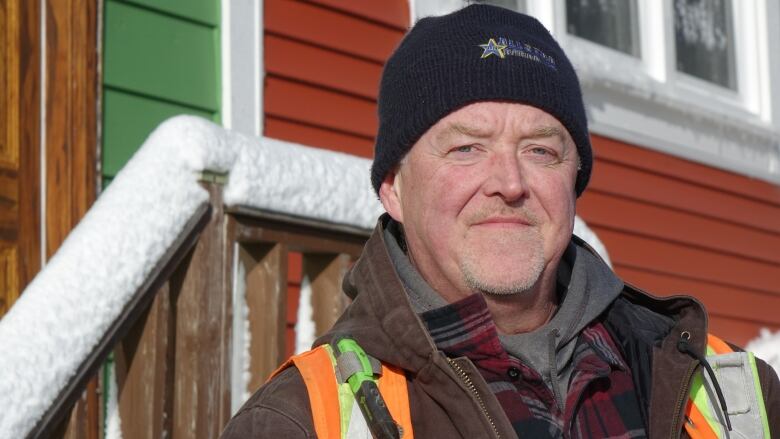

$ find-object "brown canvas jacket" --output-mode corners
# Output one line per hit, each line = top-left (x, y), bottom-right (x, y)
(220, 220), (780, 439)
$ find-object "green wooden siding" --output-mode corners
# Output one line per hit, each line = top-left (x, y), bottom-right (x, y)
(102, 89), (214, 176)
(118, 0), (219, 26)
(102, 0), (220, 180)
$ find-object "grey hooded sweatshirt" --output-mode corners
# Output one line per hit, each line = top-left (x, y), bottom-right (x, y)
(383, 220), (624, 408)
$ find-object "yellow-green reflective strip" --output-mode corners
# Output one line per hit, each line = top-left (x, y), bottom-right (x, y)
(337, 382), (355, 438)
(689, 371), (724, 438)
(706, 345), (716, 357)
(322, 345), (356, 439)
(748, 352), (771, 438)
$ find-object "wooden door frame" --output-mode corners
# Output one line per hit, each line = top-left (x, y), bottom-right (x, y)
(1, 0), (100, 311)
(1, 0), (42, 316)
(43, 0), (100, 258)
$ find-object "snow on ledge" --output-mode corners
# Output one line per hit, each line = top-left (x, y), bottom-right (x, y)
(574, 217), (611, 268)
(747, 329), (780, 375)
(0, 116), (213, 437)
(0, 115), (613, 437)
(223, 136), (384, 228)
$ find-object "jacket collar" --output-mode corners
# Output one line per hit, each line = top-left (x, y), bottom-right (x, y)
(606, 283), (708, 438)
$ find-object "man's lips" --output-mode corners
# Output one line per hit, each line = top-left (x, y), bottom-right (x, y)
(473, 217), (532, 227)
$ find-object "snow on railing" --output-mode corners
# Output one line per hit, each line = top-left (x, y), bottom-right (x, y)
(0, 116), (613, 437)
(747, 329), (780, 373)
(0, 116), (382, 437)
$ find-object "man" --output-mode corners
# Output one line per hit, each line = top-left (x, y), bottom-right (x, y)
(222, 5), (779, 438)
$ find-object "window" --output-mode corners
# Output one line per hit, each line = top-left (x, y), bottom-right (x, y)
(565, 0), (641, 57)
(674, 0), (736, 89)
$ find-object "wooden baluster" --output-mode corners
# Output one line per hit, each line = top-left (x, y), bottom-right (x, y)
(171, 184), (231, 439)
(114, 281), (175, 439)
(240, 242), (289, 394)
(303, 253), (351, 338)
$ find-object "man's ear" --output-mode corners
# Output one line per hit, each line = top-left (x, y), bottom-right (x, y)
(379, 168), (404, 223)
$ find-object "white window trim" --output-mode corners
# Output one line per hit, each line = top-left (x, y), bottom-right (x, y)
(221, 0), (264, 415)
(222, 0), (263, 137)
(412, 0), (780, 184)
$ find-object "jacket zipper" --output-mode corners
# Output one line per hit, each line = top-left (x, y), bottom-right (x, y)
(446, 357), (501, 439)
(669, 356), (698, 438)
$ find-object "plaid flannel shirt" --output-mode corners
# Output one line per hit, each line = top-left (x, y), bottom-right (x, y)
(421, 293), (647, 438)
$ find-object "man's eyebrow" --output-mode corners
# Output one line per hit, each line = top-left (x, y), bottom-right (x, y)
(529, 125), (565, 139)
(435, 122), (492, 144)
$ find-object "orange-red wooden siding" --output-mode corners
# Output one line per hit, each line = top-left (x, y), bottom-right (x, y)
(264, 0), (407, 159)
(264, 0), (780, 348)
(580, 135), (780, 346)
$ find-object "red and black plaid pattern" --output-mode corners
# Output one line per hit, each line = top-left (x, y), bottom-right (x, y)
(421, 294), (647, 438)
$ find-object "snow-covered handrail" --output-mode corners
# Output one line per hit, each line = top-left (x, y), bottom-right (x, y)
(0, 116), (612, 437)
(0, 116), (384, 437)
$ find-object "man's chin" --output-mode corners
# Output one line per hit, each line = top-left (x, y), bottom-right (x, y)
(461, 264), (543, 296)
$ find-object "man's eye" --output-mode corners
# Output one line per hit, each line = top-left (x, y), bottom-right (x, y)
(525, 146), (561, 164)
(454, 145), (474, 153)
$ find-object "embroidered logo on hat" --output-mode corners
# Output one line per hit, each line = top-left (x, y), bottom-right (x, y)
(478, 37), (557, 71)
(479, 38), (507, 58)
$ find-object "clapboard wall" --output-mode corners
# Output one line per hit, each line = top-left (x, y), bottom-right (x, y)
(102, 0), (221, 183)
(579, 135), (780, 346)
(264, 0), (408, 159)
(262, 0), (779, 348)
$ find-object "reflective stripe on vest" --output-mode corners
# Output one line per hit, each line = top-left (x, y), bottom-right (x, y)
(684, 334), (771, 439)
(269, 345), (414, 439)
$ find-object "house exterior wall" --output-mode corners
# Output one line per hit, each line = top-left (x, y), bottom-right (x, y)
(263, 0), (409, 159)
(102, 0), (221, 184)
(581, 134), (780, 345)
(262, 0), (780, 347)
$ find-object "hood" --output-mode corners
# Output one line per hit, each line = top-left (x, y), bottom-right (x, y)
(544, 235), (625, 348)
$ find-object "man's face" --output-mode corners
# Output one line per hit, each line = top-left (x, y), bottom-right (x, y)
(380, 101), (579, 300)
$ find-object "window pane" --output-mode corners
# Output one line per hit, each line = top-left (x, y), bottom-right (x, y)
(470, 0), (525, 12)
(674, 0), (736, 89)
(566, 0), (641, 57)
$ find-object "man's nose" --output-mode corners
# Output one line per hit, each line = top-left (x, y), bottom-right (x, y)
(483, 150), (528, 202)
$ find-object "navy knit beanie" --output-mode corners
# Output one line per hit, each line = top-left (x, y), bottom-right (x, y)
(371, 4), (592, 197)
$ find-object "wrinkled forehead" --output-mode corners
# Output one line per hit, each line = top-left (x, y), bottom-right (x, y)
(405, 101), (578, 157)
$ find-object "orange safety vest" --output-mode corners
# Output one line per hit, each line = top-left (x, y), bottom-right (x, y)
(270, 345), (414, 438)
(274, 334), (769, 439)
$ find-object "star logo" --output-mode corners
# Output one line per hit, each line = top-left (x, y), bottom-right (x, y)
(479, 38), (507, 59)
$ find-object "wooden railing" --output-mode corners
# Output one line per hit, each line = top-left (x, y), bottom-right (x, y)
(39, 181), (370, 438)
